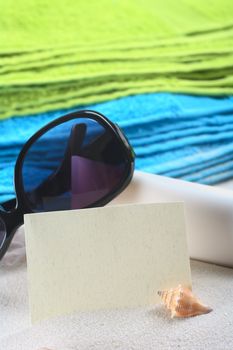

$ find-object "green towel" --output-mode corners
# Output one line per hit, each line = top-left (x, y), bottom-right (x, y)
(1, 0), (233, 119)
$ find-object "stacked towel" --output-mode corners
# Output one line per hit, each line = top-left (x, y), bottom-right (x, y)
(1, 93), (233, 203)
(1, 0), (233, 119)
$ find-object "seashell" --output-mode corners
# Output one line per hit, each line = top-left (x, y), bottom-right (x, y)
(158, 284), (212, 318)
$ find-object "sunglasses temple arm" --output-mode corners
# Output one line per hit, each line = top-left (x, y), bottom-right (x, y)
(0, 198), (17, 212)
(0, 198), (24, 241)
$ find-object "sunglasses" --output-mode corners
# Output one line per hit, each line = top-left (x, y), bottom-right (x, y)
(0, 110), (135, 260)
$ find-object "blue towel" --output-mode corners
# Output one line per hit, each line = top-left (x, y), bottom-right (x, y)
(1, 92), (233, 203)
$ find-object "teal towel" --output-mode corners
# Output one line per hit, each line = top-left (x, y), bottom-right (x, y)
(1, 93), (233, 203)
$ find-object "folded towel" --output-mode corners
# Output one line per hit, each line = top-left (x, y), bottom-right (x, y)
(1, 93), (233, 203)
(1, 0), (233, 119)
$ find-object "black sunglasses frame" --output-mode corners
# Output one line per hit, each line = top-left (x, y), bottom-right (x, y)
(0, 110), (135, 260)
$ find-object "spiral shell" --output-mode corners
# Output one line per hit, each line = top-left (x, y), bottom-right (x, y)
(158, 284), (212, 318)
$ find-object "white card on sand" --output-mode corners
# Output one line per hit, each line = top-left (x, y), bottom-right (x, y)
(24, 202), (191, 323)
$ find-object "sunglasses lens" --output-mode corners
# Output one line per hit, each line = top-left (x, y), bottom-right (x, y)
(21, 116), (130, 212)
(0, 217), (6, 249)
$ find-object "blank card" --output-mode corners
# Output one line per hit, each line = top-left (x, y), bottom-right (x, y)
(24, 202), (191, 323)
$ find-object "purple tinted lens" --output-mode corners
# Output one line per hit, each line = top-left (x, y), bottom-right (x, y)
(0, 217), (6, 249)
(71, 155), (125, 209)
(22, 116), (128, 212)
